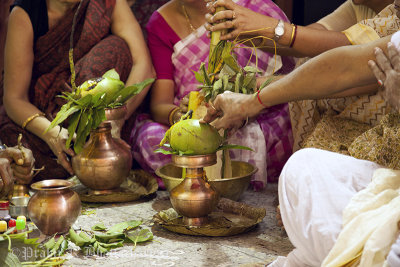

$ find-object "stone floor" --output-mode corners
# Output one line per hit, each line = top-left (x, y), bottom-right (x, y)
(62, 184), (293, 267)
(3, 184), (293, 267)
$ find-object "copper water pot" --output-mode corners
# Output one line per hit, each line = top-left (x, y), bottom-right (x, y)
(71, 122), (132, 190)
(28, 179), (81, 235)
(105, 105), (127, 139)
(169, 154), (220, 226)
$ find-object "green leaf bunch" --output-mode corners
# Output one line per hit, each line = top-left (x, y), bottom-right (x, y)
(45, 69), (154, 154)
(69, 219), (153, 255)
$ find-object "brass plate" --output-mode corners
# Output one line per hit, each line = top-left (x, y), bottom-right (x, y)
(71, 169), (158, 203)
(153, 198), (266, 236)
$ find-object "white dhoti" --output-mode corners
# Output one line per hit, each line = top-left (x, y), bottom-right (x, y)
(270, 148), (380, 267)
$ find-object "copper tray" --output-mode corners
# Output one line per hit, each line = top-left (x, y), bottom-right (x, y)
(153, 198), (266, 236)
(70, 169), (158, 203)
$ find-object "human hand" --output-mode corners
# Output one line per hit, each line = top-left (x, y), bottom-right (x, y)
(179, 94), (190, 114)
(0, 146), (34, 198)
(204, 0), (275, 42)
(368, 42), (400, 112)
(45, 127), (75, 175)
(10, 146), (35, 185)
(201, 91), (258, 133)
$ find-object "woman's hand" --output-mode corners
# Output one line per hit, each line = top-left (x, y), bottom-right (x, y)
(201, 91), (259, 132)
(9, 146), (35, 185)
(204, 0), (275, 42)
(45, 127), (75, 176)
(0, 146), (34, 198)
(368, 42), (400, 112)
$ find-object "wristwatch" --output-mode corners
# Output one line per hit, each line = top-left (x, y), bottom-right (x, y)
(273, 20), (285, 42)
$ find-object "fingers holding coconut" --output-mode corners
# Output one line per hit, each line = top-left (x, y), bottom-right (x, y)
(179, 94), (190, 113)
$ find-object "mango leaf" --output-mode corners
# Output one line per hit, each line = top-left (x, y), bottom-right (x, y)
(92, 223), (107, 231)
(23, 237), (39, 246)
(159, 208), (181, 221)
(110, 78), (154, 105)
(219, 63), (237, 77)
(222, 51), (240, 73)
(94, 233), (125, 243)
(243, 66), (262, 73)
(0, 250), (21, 267)
(234, 71), (243, 93)
(76, 93), (93, 107)
(154, 148), (177, 155)
(126, 229), (153, 249)
(199, 63), (211, 86)
(91, 92), (107, 108)
(46, 103), (79, 132)
(106, 220), (142, 234)
(217, 144), (254, 152)
(221, 74), (230, 92)
(192, 70), (204, 84)
(66, 111), (81, 149)
(96, 240), (124, 249)
(43, 236), (56, 251)
(74, 109), (91, 154)
(92, 108), (106, 129)
(68, 228), (92, 247)
(213, 78), (223, 92)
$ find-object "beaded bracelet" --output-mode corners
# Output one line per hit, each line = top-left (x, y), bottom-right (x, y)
(22, 112), (45, 129)
(168, 107), (180, 126)
(256, 90), (268, 108)
(289, 25), (298, 48)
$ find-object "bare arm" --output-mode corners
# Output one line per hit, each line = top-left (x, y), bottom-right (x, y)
(256, 36), (390, 109)
(111, 0), (156, 118)
(202, 36), (391, 130)
(205, 0), (352, 58)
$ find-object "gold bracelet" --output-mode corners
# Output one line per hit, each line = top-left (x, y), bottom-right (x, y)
(289, 24), (296, 47)
(22, 112), (45, 129)
(168, 107), (180, 126)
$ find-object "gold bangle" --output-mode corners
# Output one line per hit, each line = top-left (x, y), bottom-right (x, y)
(289, 24), (296, 47)
(168, 107), (180, 126)
(22, 112), (45, 129)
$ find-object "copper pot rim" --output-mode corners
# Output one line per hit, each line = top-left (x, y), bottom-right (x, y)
(156, 161), (258, 180)
(30, 179), (74, 191)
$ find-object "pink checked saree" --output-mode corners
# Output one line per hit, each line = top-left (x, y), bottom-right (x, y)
(130, 0), (295, 189)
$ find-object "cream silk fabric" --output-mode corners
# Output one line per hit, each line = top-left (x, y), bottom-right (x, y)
(322, 168), (400, 267)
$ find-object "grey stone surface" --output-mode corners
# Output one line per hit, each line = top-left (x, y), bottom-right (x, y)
(63, 184), (293, 267)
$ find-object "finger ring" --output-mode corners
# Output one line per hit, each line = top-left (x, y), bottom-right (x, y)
(232, 11), (236, 19)
(209, 102), (217, 111)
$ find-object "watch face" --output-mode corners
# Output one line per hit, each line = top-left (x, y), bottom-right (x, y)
(276, 27), (284, 36)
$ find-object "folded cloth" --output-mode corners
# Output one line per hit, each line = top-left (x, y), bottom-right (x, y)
(387, 235), (400, 267)
(322, 168), (400, 267)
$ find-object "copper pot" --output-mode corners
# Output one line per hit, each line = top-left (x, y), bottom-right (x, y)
(28, 179), (81, 235)
(169, 154), (219, 226)
(71, 122), (132, 191)
(105, 105), (127, 139)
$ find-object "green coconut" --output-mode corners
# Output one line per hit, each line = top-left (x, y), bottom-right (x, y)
(160, 119), (222, 155)
(79, 69), (124, 105)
